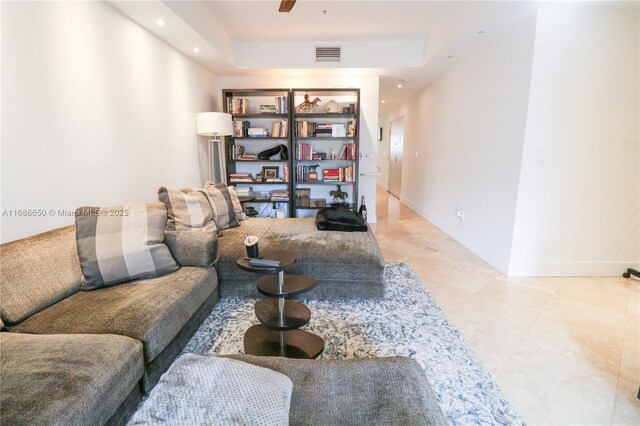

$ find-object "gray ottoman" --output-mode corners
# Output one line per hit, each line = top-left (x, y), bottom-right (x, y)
(227, 354), (447, 426)
(216, 218), (385, 300)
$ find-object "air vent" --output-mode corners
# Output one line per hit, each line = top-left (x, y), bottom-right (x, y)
(315, 46), (341, 63)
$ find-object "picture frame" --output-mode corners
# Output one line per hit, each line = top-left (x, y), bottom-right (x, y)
(261, 166), (279, 179)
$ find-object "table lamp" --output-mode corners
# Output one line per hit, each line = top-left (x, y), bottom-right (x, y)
(196, 112), (233, 184)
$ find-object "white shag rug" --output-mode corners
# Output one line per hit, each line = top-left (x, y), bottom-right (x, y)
(183, 262), (524, 426)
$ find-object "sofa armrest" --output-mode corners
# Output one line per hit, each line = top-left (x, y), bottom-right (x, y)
(164, 230), (219, 267)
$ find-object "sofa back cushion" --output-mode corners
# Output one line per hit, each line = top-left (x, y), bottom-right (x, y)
(75, 203), (179, 290)
(157, 187), (217, 232)
(199, 183), (240, 230)
(0, 226), (82, 324)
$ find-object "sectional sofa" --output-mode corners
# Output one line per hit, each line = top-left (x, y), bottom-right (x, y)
(0, 218), (436, 425)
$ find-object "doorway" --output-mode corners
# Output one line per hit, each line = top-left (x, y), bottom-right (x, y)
(388, 116), (405, 198)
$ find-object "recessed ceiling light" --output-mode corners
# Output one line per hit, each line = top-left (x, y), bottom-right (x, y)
(193, 47), (200, 53)
(381, 100), (386, 103)
(397, 84), (402, 89)
(477, 30), (485, 34)
(156, 19), (165, 27)
(447, 55), (454, 59)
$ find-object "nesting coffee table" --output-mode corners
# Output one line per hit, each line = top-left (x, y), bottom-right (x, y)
(236, 251), (324, 359)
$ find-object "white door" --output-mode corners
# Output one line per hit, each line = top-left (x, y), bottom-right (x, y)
(388, 116), (404, 198)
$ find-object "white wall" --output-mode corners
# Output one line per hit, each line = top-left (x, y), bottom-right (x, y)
(1, 1), (217, 243)
(509, 3), (640, 275)
(376, 113), (391, 191)
(381, 16), (537, 274)
(216, 75), (380, 223)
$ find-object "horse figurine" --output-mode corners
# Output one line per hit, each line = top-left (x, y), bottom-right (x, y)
(330, 185), (348, 205)
(297, 94), (321, 113)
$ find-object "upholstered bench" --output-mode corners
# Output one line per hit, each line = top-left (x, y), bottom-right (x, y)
(216, 218), (385, 299)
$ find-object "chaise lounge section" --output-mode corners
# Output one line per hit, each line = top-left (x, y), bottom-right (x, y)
(216, 217), (385, 299)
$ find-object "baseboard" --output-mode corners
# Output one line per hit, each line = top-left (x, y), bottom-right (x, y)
(508, 261), (640, 277)
(377, 183), (388, 191)
(399, 196), (424, 216)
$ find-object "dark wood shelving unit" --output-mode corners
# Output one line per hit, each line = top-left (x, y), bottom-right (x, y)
(292, 88), (360, 216)
(223, 88), (293, 217)
(223, 88), (361, 218)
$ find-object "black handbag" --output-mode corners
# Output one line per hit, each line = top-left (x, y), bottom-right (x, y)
(258, 144), (288, 160)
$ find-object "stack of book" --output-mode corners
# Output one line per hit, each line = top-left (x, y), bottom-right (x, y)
(297, 143), (313, 160)
(235, 187), (251, 197)
(314, 124), (333, 138)
(229, 173), (254, 183)
(312, 152), (327, 160)
(322, 166), (355, 182)
(228, 98), (249, 114)
(339, 143), (357, 160)
(275, 96), (288, 113)
(248, 128), (268, 138)
(322, 169), (340, 182)
(234, 121), (250, 137)
(260, 105), (277, 114)
(239, 153), (257, 161)
(295, 188), (311, 207)
(271, 120), (288, 138)
(227, 144), (245, 160)
(270, 189), (289, 202)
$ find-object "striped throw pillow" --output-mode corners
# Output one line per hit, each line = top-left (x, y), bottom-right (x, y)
(158, 187), (217, 232)
(207, 182), (247, 221)
(201, 183), (240, 230)
(75, 203), (179, 290)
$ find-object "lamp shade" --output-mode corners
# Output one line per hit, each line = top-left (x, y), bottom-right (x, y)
(196, 112), (233, 136)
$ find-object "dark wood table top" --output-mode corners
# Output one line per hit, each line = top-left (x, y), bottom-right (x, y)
(236, 250), (296, 274)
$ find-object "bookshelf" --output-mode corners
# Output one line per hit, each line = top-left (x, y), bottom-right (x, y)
(223, 89), (293, 218)
(291, 88), (360, 217)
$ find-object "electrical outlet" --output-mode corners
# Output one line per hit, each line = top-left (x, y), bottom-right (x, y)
(456, 210), (464, 223)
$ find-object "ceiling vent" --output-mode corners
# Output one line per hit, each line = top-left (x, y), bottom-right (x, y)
(315, 46), (341, 63)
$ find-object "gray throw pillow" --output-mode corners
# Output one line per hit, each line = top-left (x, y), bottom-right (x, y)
(75, 203), (179, 290)
(200, 183), (240, 230)
(129, 354), (292, 426)
(158, 187), (217, 232)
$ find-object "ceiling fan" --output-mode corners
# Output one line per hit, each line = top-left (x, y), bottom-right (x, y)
(279, 0), (296, 13)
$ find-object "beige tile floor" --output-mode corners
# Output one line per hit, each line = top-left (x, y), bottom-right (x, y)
(370, 188), (639, 425)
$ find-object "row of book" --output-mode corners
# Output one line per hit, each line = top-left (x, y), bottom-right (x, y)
(296, 143), (356, 161)
(227, 98), (250, 115)
(295, 166), (354, 183)
(295, 121), (357, 138)
(271, 120), (288, 138)
(322, 166), (355, 182)
(228, 144), (245, 160)
(234, 121), (250, 137)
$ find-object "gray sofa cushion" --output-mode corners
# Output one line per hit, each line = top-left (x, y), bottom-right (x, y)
(217, 218), (385, 299)
(0, 226), (81, 324)
(0, 332), (144, 426)
(9, 267), (218, 362)
(164, 230), (219, 267)
(226, 355), (447, 426)
(130, 354), (292, 425)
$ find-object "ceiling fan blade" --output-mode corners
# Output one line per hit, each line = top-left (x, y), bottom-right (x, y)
(279, 0), (296, 13)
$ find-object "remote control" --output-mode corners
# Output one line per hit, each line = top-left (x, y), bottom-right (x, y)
(248, 258), (282, 268)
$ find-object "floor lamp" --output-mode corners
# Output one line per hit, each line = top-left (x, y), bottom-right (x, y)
(196, 112), (233, 184)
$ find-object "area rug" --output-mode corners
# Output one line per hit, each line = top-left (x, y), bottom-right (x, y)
(183, 263), (524, 426)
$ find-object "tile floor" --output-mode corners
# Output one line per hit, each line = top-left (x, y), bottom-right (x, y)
(370, 188), (639, 425)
